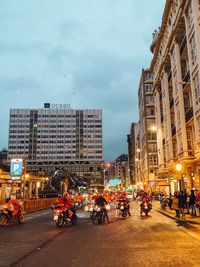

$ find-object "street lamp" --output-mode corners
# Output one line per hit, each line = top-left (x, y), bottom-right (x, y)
(176, 163), (182, 172)
(151, 126), (157, 131)
(176, 163), (182, 191)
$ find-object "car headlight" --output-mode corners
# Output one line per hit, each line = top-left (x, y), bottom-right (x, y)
(85, 206), (89, 212)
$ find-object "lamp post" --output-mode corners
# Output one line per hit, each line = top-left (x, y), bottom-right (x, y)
(176, 163), (182, 191)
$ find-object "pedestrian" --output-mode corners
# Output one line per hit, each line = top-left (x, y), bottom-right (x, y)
(168, 193), (173, 209)
(186, 191), (190, 214)
(178, 191), (185, 219)
(190, 190), (196, 216)
(172, 191), (180, 218)
(196, 190), (200, 216)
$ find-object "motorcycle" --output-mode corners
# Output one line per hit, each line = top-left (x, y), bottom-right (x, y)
(84, 203), (95, 220)
(53, 203), (77, 228)
(0, 204), (24, 226)
(92, 205), (107, 224)
(141, 199), (152, 216)
(75, 200), (83, 210)
(117, 200), (128, 218)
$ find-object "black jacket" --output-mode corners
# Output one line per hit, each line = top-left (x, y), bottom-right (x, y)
(96, 196), (107, 207)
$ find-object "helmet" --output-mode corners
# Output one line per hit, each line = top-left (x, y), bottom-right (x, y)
(10, 193), (16, 200)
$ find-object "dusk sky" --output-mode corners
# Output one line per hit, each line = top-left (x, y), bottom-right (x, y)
(0, 0), (165, 161)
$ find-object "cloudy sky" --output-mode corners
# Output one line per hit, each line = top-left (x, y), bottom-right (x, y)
(0, 0), (165, 161)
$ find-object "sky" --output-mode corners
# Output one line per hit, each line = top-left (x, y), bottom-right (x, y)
(0, 0), (165, 161)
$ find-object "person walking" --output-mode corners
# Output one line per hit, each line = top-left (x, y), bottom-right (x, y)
(178, 191), (185, 219)
(190, 190), (196, 216)
(185, 191), (190, 214)
(168, 193), (173, 209)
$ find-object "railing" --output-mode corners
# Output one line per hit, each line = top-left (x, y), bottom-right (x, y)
(180, 36), (187, 56)
(172, 126), (176, 137)
(161, 115), (163, 123)
(168, 72), (172, 83)
(23, 198), (57, 213)
(170, 98), (174, 109)
(183, 71), (190, 89)
(185, 107), (193, 123)
(160, 93), (162, 101)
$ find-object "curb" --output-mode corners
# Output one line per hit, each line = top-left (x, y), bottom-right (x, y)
(153, 207), (200, 225)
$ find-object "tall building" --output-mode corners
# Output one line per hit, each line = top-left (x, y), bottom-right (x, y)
(115, 154), (129, 187)
(127, 123), (139, 185)
(8, 107), (104, 188)
(137, 69), (158, 187)
(150, 0), (200, 192)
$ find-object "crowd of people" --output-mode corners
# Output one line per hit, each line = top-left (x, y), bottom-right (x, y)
(160, 189), (200, 219)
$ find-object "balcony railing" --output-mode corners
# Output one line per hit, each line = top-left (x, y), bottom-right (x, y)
(170, 98), (174, 109)
(183, 71), (190, 89)
(172, 126), (176, 137)
(180, 36), (187, 56)
(185, 107), (193, 123)
(168, 72), (172, 83)
(161, 115), (163, 123)
(159, 93), (162, 101)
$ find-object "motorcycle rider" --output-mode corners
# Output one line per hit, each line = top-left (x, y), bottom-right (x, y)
(7, 193), (23, 216)
(118, 192), (131, 216)
(58, 193), (75, 219)
(140, 192), (151, 215)
(96, 194), (110, 223)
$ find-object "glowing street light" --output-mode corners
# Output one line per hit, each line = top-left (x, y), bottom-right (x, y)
(176, 163), (182, 172)
(151, 126), (156, 131)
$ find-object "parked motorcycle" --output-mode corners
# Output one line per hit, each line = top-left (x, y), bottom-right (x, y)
(53, 203), (77, 228)
(0, 204), (24, 226)
(141, 199), (152, 216)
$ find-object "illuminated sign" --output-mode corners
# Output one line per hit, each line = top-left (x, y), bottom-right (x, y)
(12, 176), (20, 181)
(11, 159), (23, 175)
(44, 103), (71, 109)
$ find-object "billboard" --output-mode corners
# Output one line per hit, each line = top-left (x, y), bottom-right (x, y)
(11, 159), (23, 175)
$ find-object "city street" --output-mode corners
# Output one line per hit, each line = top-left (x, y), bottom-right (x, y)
(1, 203), (200, 267)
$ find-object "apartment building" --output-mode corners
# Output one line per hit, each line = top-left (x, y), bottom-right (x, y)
(7, 106), (104, 188)
(115, 154), (130, 187)
(150, 0), (200, 192)
(137, 69), (159, 187)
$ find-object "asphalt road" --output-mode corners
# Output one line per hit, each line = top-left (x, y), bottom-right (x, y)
(1, 202), (200, 267)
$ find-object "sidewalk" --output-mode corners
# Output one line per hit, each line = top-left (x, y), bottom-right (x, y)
(153, 200), (200, 225)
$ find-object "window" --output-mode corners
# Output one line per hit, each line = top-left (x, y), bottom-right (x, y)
(188, 4), (194, 28)
(194, 72), (200, 104)
(146, 96), (154, 104)
(145, 84), (152, 92)
(190, 34), (197, 63)
(149, 156), (158, 166)
(148, 144), (157, 153)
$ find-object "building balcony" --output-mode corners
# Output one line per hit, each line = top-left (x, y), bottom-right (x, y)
(180, 36), (187, 56)
(172, 126), (176, 137)
(185, 107), (193, 123)
(183, 71), (190, 89)
(170, 98), (174, 109)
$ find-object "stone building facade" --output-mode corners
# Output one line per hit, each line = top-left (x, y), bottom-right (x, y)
(150, 0), (200, 192)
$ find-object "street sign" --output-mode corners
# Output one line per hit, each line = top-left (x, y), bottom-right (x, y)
(11, 159), (23, 175)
